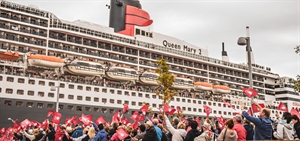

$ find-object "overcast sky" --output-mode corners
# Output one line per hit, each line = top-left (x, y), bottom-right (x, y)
(9, 0), (300, 78)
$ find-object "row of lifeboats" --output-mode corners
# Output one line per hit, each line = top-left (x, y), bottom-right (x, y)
(0, 52), (231, 94)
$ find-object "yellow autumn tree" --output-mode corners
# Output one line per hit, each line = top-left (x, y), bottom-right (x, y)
(155, 59), (176, 104)
(292, 45), (300, 92)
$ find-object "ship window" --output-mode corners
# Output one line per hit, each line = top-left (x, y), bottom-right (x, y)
(219, 111), (222, 114)
(213, 103), (216, 106)
(124, 101), (129, 105)
(125, 91), (129, 96)
(27, 91), (34, 96)
(138, 93), (143, 97)
(218, 103), (221, 107)
(193, 108), (197, 112)
(198, 109), (202, 113)
(0, 76), (2, 81)
(86, 96), (91, 101)
(110, 99), (114, 104)
(59, 105), (64, 110)
(176, 98), (180, 102)
(182, 99), (186, 102)
(7, 77), (14, 82)
(94, 88), (99, 92)
(236, 106), (239, 109)
(60, 83), (65, 88)
(102, 98), (107, 104)
(182, 107), (186, 111)
(37, 103), (43, 108)
(152, 95), (156, 99)
(224, 111), (227, 115)
(5, 88), (13, 94)
(188, 108), (191, 111)
(76, 106), (82, 111)
(110, 90), (114, 94)
(213, 110), (216, 114)
(18, 78), (24, 83)
(109, 109), (115, 114)
(38, 92), (44, 97)
(77, 96), (82, 100)
(49, 82), (54, 86)
(117, 100), (122, 104)
(28, 80), (35, 85)
(145, 94), (150, 98)
(117, 90), (122, 95)
(26, 102), (33, 108)
(68, 95), (74, 100)
(77, 85), (83, 90)
(203, 101), (206, 105)
(132, 92), (136, 96)
(193, 100), (196, 104)
(101, 108), (107, 113)
(68, 105), (74, 110)
(17, 90), (24, 95)
(187, 99), (191, 103)
(136, 29), (140, 35)
(38, 81), (45, 86)
(94, 97), (99, 102)
(86, 87), (91, 91)
(59, 94), (64, 99)
(47, 104), (54, 108)
(102, 89), (107, 93)
(228, 112), (232, 116)
(94, 107), (99, 112)
(85, 107), (91, 111)
(132, 101), (136, 106)
(149, 33), (153, 38)
(16, 101), (23, 107)
(4, 100), (12, 106)
(152, 104), (157, 108)
(138, 102), (143, 106)
(141, 30), (145, 36)
(69, 84), (74, 89)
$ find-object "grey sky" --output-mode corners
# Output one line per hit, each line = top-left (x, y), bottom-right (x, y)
(8, 0), (300, 78)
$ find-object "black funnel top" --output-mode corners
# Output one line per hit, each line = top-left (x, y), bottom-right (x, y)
(222, 42), (228, 56)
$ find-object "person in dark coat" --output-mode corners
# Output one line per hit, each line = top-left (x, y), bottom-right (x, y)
(107, 122), (118, 140)
(142, 121), (158, 141)
(185, 121), (201, 141)
(291, 115), (300, 139)
(243, 119), (254, 140)
(46, 126), (55, 141)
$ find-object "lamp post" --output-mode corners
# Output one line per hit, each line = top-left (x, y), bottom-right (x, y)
(237, 26), (253, 88)
(50, 85), (60, 112)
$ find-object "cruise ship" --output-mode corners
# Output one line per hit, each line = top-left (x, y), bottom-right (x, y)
(0, 0), (298, 128)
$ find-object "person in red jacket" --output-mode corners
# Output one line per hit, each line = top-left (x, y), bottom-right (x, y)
(233, 115), (246, 141)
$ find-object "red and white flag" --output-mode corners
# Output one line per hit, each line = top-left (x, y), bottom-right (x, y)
(52, 112), (62, 124)
(177, 106), (181, 114)
(204, 105), (212, 118)
(252, 103), (265, 113)
(95, 116), (106, 125)
(130, 111), (140, 121)
(164, 104), (176, 115)
(140, 105), (148, 115)
(241, 88), (258, 98)
(116, 128), (129, 140)
(277, 102), (288, 112)
(222, 99), (236, 110)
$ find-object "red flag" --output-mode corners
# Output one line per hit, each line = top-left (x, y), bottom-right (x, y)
(112, 111), (120, 123)
(0, 128), (5, 133)
(86, 115), (93, 121)
(252, 103), (265, 113)
(79, 114), (91, 126)
(95, 116), (106, 125)
(138, 115), (145, 121)
(204, 105), (212, 118)
(247, 108), (253, 116)
(140, 105), (148, 115)
(65, 117), (73, 126)
(47, 110), (55, 117)
(13, 119), (19, 129)
(241, 88), (258, 98)
(122, 117), (130, 125)
(130, 121), (139, 129)
(291, 109), (300, 119)
(41, 119), (49, 130)
(20, 119), (31, 129)
(216, 116), (226, 129)
(32, 121), (41, 128)
(123, 104), (129, 113)
(164, 104), (176, 115)
(277, 102), (288, 112)
(54, 129), (64, 141)
(222, 99), (236, 110)
(73, 118), (79, 126)
(52, 112), (62, 124)
(195, 118), (201, 127)
(177, 106), (181, 114)
(116, 128), (129, 140)
(130, 111), (140, 121)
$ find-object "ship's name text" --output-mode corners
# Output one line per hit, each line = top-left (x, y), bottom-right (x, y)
(162, 40), (201, 55)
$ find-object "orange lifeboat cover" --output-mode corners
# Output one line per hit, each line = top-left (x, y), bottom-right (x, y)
(194, 82), (213, 87)
(28, 55), (64, 63)
(213, 85), (230, 90)
(0, 51), (19, 60)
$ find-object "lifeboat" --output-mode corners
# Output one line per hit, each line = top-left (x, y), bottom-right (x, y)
(0, 51), (19, 61)
(139, 72), (159, 85)
(27, 54), (64, 68)
(212, 85), (231, 94)
(194, 82), (213, 91)
(64, 60), (105, 76)
(172, 77), (194, 90)
(105, 66), (138, 81)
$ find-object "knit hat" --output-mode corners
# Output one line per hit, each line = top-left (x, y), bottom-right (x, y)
(145, 121), (153, 127)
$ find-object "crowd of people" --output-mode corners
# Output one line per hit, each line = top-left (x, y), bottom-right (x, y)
(3, 100), (300, 141)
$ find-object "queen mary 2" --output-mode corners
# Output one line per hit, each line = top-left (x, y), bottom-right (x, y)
(0, 0), (297, 127)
